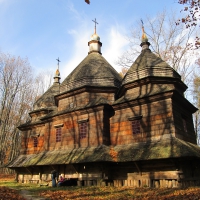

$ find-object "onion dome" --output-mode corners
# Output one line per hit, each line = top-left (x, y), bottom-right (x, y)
(141, 25), (148, 43)
(54, 69), (61, 83)
(140, 24), (150, 50)
(55, 69), (60, 76)
(91, 33), (100, 41)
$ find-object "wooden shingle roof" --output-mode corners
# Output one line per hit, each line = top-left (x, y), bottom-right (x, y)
(60, 52), (122, 93)
(7, 137), (200, 168)
(122, 49), (181, 86)
(33, 82), (60, 110)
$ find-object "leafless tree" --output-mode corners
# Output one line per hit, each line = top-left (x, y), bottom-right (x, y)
(193, 59), (200, 145)
(0, 53), (55, 170)
(0, 53), (35, 168)
(117, 10), (198, 88)
(34, 70), (54, 99)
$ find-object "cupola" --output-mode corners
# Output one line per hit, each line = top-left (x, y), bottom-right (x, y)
(54, 58), (61, 83)
(88, 18), (102, 54)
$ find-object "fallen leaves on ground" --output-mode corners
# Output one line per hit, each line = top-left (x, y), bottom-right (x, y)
(1, 174), (200, 200)
(0, 187), (26, 200)
(39, 186), (200, 200)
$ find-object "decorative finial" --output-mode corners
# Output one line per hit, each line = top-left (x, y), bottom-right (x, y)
(92, 18), (98, 34)
(54, 57), (61, 83)
(141, 19), (148, 43)
(140, 19), (150, 50)
(56, 57), (61, 70)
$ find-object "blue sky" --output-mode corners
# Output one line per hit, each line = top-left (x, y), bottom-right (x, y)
(0, 0), (184, 79)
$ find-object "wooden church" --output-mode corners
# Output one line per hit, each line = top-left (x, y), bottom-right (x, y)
(8, 23), (200, 188)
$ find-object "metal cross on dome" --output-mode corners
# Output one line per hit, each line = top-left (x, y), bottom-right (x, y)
(56, 57), (61, 70)
(141, 19), (145, 33)
(92, 18), (98, 33)
(141, 19), (144, 28)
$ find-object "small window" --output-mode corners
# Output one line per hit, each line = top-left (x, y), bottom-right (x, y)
(128, 115), (142, 135)
(181, 114), (187, 132)
(33, 137), (38, 147)
(131, 120), (141, 134)
(79, 122), (87, 139)
(56, 127), (62, 142)
(182, 118), (187, 132)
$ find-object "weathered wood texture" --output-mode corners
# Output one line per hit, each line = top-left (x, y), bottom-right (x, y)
(172, 101), (196, 143)
(15, 159), (200, 188)
(58, 91), (115, 111)
(110, 99), (174, 145)
(22, 107), (113, 153)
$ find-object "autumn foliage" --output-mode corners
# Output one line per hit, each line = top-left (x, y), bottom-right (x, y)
(177, 0), (200, 48)
(38, 187), (200, 200)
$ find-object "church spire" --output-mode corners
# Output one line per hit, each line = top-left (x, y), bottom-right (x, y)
(140, 20), (150, 50)
(88, 18), (102, 55)
(54, 57), (61, 83)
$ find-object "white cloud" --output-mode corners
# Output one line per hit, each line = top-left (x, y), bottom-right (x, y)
(103, 26), (129, 72)
(62, 28), (90, 78)
(61, 24), (129, 79)
(58, 1), (130, 78)
(58, 0), (91, 79)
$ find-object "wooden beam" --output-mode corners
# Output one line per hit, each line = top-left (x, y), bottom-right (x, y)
(134, 162), (142, 175)
(25, 167), (32, 174)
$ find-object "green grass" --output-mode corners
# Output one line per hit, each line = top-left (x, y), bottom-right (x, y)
(0, 180), (99, 195)
(0, 180), (57, 194)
